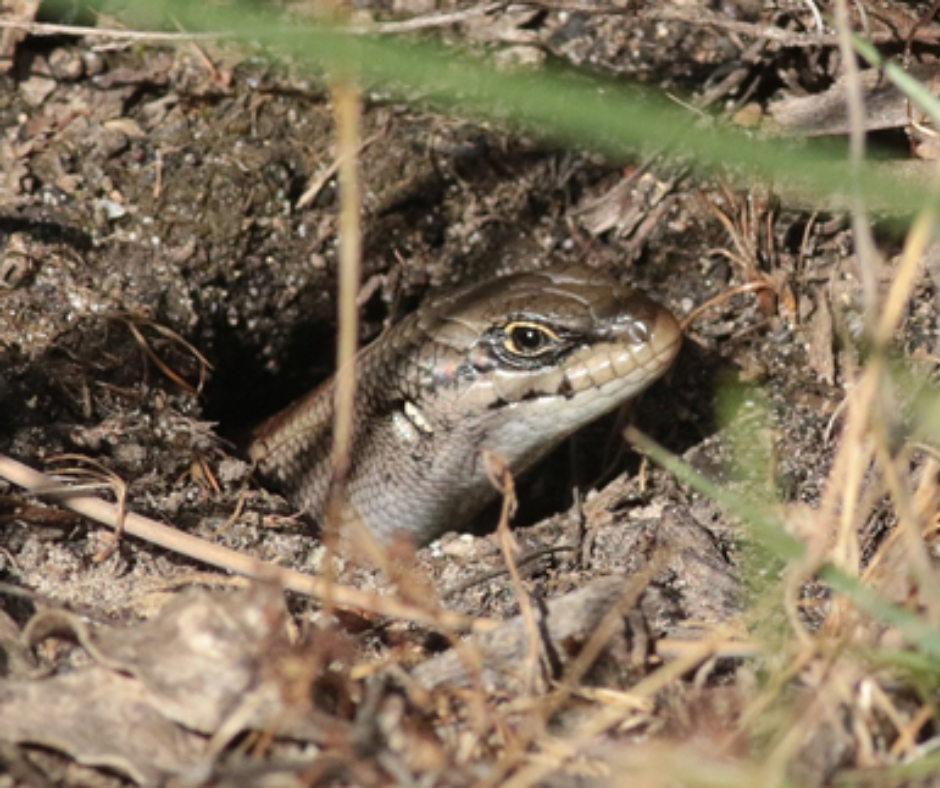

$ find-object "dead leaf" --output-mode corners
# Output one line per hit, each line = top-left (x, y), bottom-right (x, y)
(2, 585), (346, 784)
(0, 670), (205, 785)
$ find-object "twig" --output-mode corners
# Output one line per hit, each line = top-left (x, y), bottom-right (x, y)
(645, 7), (940, 48)
(296, 132), (380, 210)
(800, 0), (826, 34)
(319, 70), (363, 639)
(367, 1), (506, 34)
(3, 6), (939, 48)
(485, 450), (543, 695)
(834, 0), (879, 327)
(0, 18), (222, 41)
(500, 635), (728, 788)
(114, 313), (213, 395)
(45, 455), (129, 562)
(680, 281), (777, 333)
(440, 545), (575, 599)
(0, 453), (492, 633)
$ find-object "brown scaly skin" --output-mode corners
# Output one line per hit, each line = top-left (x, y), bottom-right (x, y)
(251, 264), (681, 544)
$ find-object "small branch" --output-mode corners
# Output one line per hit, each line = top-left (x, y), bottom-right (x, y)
(0, 454), (490, 633)
(835, 0), (879, 326)
(0, 18), (223, 41)
(323, 78), (362, 540)
(367, 1), (506, 34)
(3, 6), (938, 48)
(645, 7), (940, 48)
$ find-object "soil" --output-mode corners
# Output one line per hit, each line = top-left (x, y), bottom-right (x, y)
(1, 0), (939, 786)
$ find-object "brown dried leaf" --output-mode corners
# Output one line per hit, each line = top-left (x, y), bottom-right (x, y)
(1, 585), (344, 784)
(0, 670), (205, 785)
(25, 584), (291, 733)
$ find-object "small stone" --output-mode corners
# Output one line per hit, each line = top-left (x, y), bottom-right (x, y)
(49, 49), (85, 81)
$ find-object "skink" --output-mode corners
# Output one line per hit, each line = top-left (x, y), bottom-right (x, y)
(251, 264), (681, 544)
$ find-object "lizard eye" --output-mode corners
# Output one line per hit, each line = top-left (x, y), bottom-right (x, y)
(504, 322), (560, 357)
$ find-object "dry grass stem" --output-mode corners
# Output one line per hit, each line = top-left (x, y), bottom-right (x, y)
(324, 80), (363, 538)
(0, 453), (491, 632)
(501, 638), (728, 788)
(44, 454), (129, 562)
(0, 18), (224, 40)
(680, 281), (777, 333)
(486, 450), (542, 695)
(834, 0), (880, 321)
(297, 132), (381, 209)
(649, 5), (940, 47)
(116, 313), (213, 394)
